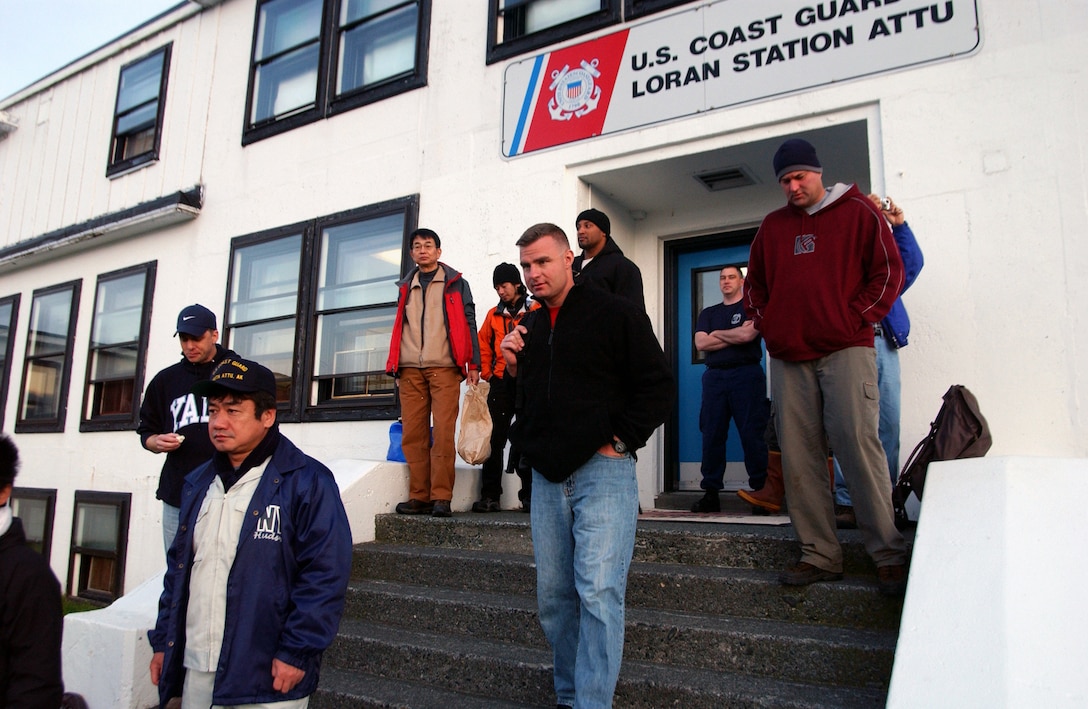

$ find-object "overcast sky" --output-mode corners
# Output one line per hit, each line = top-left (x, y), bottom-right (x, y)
(0, 0), (183, 100)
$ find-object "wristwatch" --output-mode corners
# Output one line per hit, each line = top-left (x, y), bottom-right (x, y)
(611, 439), (628, 454)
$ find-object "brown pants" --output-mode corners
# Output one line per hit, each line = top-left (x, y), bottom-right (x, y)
(398, 367), (462, 502)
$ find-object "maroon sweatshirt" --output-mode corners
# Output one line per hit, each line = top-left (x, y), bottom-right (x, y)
(744, 183), (904, 362)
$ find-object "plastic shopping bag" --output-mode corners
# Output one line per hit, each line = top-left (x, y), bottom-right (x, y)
(456, 380), (492, 465)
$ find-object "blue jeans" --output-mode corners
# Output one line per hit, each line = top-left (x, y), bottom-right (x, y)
(834, 335), (901, 505)
(530, 454), (639, 709)
(162, 502), (180, 558)
(698, 364), (770, 490)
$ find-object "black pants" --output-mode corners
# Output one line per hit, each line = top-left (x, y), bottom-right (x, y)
(480, 375), (531, 503)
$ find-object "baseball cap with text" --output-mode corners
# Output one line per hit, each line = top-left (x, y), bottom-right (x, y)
(191, 357), (277, 399)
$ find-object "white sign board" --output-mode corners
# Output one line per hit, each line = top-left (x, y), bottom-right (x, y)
(503, 0), (981, 156)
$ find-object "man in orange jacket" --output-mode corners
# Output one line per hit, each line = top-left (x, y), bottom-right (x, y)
(472, 263), (538, 512)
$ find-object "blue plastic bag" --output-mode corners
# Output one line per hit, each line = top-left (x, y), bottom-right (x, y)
(387, 420), (406, 462)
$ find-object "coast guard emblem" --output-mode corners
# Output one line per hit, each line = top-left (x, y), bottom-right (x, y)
(549, 59), (601, 121)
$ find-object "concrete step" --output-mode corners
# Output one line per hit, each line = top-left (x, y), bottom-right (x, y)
(373, 512), (905, 577)
(344, 578), (896, 688)
(322, 620), (888, 709)
(312, 667), (530, 708)
(354, 543), (904, 631)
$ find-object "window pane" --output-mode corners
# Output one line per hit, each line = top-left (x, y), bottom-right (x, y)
(317, 215), (402, 311)
(0, 301), (12, 368)
(90, 344), (138, 380)
(92, 273), (145, 347)
(256, 0), (323, 60)
(93, 379), (136, 416)
(230, 235), (302, 323)
(11, 498), (47, 552)
(338, 4), (417, 93)
(525, 0), (599, 33)
(21, 356), (64, 420)
(228, 320), (296, 403)
(341, 0), (404, 24)
(314, 307), (395, 377)
(75, 503), (119, 551)
(252, 44), (320, 123)
(116, 101), (158, 136)
(28, 290), (73, 357)
(116, 52), (165, 113)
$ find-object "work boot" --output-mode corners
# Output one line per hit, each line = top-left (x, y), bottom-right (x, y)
(834, 504), (857, 529)
(737, 451), (784, 512)
(691, 490), (720, 513)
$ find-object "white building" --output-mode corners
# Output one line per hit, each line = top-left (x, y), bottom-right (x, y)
(0, 0), (1085, 603)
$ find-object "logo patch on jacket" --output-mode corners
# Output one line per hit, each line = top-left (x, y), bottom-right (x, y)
(794, 234), (817, 255)
(254, 504), (282, 542)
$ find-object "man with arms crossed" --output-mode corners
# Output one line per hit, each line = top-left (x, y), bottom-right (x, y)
(502, 224), (673, 708)
(744, 138), (909, 596)
(148, 357), (352, 708)
(691, 265), (770, 513)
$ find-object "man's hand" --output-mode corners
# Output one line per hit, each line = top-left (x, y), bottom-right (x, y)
(271, 658), (305, 693)
(147, 433), (184, 454)
(467, 370), (481, 386)
(500, 324), (528, 375)
(149, 651), (164, 686)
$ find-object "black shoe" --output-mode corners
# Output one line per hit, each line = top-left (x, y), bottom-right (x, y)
(520, 500), (531, 513)
(471, 498), (500, 513)
(395, 499), (433, 515)
(834, 504), (857, 529)
(691, 490), (720, 513)
(431, 500), (452, 517)
(778, 562), (843, 586)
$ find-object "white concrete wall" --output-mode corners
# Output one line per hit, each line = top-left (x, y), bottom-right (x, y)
(889, 457), (1088, 707)
(0, 1), (1084, 596)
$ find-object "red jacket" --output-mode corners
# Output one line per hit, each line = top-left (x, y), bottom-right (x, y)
(745, 183), (904, 362)
(478, 295), (538, 380)
(386, 263), (480, 376)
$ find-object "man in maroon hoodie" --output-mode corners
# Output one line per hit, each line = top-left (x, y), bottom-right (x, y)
(744, 138), (909, 596)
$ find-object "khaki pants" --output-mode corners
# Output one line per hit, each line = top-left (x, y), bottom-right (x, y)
(769, 347), (906, 572)
(398, 366), (463, 502)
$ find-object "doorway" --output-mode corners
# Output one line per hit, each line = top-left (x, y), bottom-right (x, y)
(663, 228), (760, 492)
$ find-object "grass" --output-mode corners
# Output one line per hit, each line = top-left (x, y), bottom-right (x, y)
(62, 596), (105, 615)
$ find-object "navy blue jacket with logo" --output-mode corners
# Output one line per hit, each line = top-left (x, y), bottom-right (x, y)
(148, 434), (352, 707)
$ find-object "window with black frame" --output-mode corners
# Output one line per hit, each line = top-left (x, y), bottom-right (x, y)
(487, 0), (614, 64)
(0, 294), (20, 431)
(81, 263), (156, 431)
(11, 487), (56, 559)
(223, 197), (414, 421)
(486, 0), (698, 64)
(107, 45), (171, 176)
(16, 281), (81, 433)
(244, 0), (429, 144)
(68, 491), (130, 603)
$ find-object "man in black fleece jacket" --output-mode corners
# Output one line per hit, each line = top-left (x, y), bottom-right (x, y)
(502, 223), (673, 709)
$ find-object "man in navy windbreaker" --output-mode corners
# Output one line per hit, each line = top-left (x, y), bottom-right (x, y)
(148, 356), (352, 708)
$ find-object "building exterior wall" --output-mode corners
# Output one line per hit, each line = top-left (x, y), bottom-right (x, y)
(0, 0), (1085, 596)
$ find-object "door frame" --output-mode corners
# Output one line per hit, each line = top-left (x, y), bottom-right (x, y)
(662, 227), (758, 492)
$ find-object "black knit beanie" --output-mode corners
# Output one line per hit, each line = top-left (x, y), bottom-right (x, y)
(575, 208), (610, 236)
(493, 262), (522, 287)
(773, 138), (822, 180)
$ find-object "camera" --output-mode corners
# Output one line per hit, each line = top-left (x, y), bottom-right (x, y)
(880, 197), (892, 211)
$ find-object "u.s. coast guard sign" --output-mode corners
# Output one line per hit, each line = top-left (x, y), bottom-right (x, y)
(502, 0), (980, 157)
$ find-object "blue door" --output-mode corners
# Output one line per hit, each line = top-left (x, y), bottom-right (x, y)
(673, 235), (762, 491)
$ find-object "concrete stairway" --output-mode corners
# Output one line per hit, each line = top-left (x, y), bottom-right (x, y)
(312, 507), (905, 708)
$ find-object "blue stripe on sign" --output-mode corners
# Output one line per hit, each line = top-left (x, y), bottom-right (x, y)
(510, 54), (545, 157)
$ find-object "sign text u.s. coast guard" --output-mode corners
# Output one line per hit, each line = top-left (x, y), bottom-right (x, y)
(502, 0), (980, 157)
